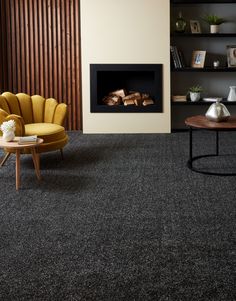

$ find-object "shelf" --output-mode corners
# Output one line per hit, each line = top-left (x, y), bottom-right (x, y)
(171, 1), (235, 4)
(172, 67), (236, 72)
(170, 0), (236, 130)
(172, 100), (236, 105)
(171, 33), (236, 37)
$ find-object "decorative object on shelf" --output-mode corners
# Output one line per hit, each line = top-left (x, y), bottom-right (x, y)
(202, 14), (227, 34)
(188, 85), (203, 102)
(205, 100), (230, 122)
(190, 20), (201, 34)
(213, 60), (220, 68)
(203, 97), (223, 102)
(0, 120), (16, 142)
(191, 50), (206, 68)
(172, 95), (187, 102)
(226, 45), (236, 68)
(175, 11), (187, 33)
(170, 45), (185, 69)
(227, 86), (236, 102)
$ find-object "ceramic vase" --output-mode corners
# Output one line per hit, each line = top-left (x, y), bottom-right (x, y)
(190, 92), (200, 102)
(205, 100), (230, 122)
(3, 130), (15, 142)
(175, 12), (187, 33)
(227, 86), (236, 102)
(210, 25), (220, 34)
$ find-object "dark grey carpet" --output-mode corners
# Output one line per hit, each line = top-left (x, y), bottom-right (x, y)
(0, 131), (235, 301)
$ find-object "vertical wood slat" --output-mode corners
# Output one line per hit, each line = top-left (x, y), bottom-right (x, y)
(52, 0), (58, 101)
(71, 0), (76, 130)
(34, 0), (40, 95)
(5, 1), (12, 92)
(24, 0), (31, 93)
(43, 0), (49, 99)
(0, 0), (5, 91)
(38, 0), (44, 96)
(10, 0), (17, 92)
(0, 2), (2, 92)
(15, 0), (21, 90)
(66, 0), (71, 130)
(61, 0), (67, 125)
(47, 0), (53, 98)
(29, 0), (35, 95)
(20, 0), (26, 93)
(0, 0), (81, 130)
(57, 0), (62, 105)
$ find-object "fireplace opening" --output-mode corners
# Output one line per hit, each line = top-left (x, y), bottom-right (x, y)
(90, 64), (163, 113)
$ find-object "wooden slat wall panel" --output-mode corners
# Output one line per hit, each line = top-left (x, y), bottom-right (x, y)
(0, 0), (5, 91)
(0, 0), (81, 130)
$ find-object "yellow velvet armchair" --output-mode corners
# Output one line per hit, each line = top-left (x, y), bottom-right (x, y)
(0, 92), (68, 161)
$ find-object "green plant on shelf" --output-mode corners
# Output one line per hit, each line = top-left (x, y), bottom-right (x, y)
(188, 85), (203, 93)
(202, 14), (227, 25)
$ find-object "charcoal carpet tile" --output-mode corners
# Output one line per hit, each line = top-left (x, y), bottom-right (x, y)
(0, 131), (235, 301)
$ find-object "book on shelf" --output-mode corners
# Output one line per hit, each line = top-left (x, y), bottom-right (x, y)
(172, 95), (187, 102)
(170, 45), (179, 68)
(18, 135), (38, 145)
(174, 46), (182, 68)
(178, 49), (186, 68)
(170, 46), (185, 69)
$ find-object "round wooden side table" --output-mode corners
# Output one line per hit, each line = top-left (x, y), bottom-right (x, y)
(0, 137), (43, 190)
(185, 115), (236, 176)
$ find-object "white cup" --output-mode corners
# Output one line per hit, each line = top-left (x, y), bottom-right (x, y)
(213, 61), (220, 68)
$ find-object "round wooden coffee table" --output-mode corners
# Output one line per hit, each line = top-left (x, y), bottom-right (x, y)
(0, 137), (43, 190)
(185, 115), (236, 176)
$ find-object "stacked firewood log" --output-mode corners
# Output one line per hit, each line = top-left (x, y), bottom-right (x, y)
(102, 89), (155, 106)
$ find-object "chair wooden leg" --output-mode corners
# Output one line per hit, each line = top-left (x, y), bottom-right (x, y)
(0, 152), (11, 167)
(60, 148), (64, 160)
(31, 148), (41, 181)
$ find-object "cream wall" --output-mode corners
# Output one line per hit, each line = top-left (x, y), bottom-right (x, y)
(80, 0), (170, 133)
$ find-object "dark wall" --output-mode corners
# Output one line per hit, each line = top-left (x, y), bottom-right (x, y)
(0, 0), (81, 130)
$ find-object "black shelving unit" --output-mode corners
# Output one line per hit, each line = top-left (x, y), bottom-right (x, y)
(171, 0), (235, 4)
(170, 0), (236, 130)
(171, 33), (236, 37)
(172, 100), (236, 105)
(172, 67), (236, 72)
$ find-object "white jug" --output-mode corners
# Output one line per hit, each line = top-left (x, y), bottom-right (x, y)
(227, 86), (236, 102)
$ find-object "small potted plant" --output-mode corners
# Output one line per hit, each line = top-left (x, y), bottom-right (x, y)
(188, 85), (203, 102)
(202, 14), (227, 34)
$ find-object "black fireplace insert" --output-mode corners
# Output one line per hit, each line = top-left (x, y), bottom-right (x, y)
(90, 64), (163, 113)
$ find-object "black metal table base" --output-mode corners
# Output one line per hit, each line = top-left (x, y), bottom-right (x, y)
(187, 127), (236, 176)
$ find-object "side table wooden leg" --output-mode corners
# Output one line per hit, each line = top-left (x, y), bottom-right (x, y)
(36, 152), (40, 172)
(31, 148), (41, 180)
(15, 150), (20, 190)
(0, 152), (11, 167)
